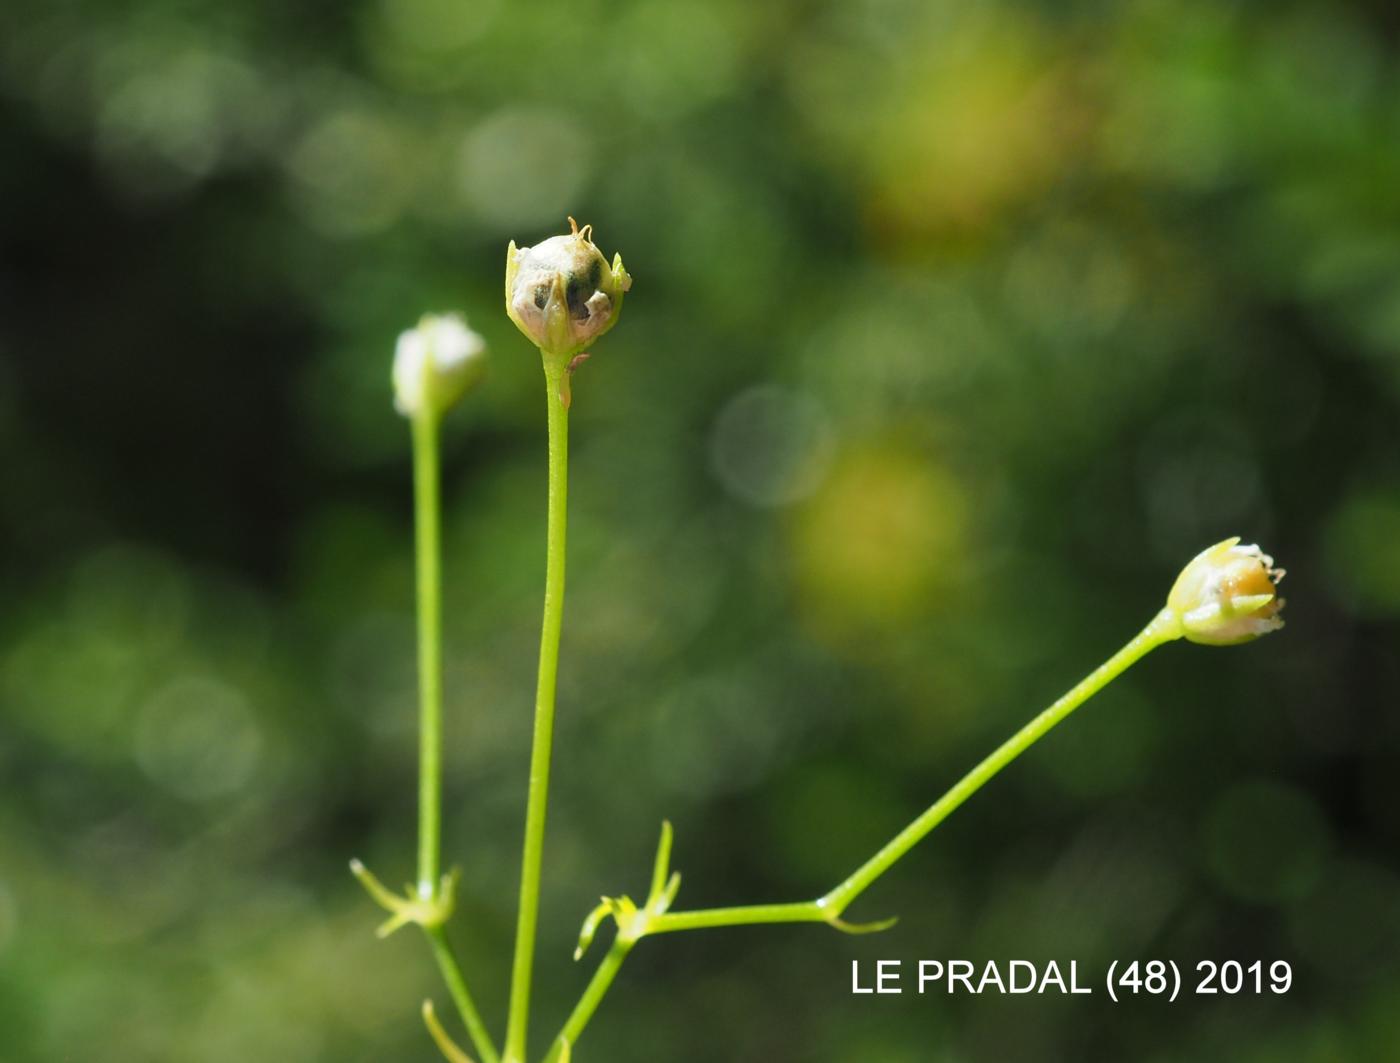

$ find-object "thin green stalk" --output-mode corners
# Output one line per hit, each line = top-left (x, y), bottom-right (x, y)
(542, 938), (632, 1063)
(650, 609), (1177, 930)
(412, 409), (444, 897)
(411, 410), (497, 1063)
(427, 927), (501, 1063)
(820, 607), (1177, 913)
(649, 902), (825, 934)
(542, 609), (1178, 1057)
(505, 356), (571, 1063)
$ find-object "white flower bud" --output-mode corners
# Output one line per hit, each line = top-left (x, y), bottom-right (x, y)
(506, 218), (631, 359)
(1166, 537), (1286, 646)
(392, 313), (487, 419)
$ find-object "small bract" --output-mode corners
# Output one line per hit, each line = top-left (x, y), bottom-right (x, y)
(393, 313), (487, 419)
(506, 218), (631, 359)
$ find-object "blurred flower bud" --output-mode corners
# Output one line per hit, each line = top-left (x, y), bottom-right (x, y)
(1166, 537), (1286, 646)
(506, 218), (631, 359)
(393, 313), (487, 419)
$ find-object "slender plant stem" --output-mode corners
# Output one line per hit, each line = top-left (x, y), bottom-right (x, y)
(542, 938), (633, 1063)
(820, 607), (1178, 913)
(411, 410), (497, 1063)
(505, 356), (571, 1063)
(541, 609), (1179, 1057)
(426, 927), (501, 1063)
(650, 902), (825, 934)
(412, 409), (445, 897)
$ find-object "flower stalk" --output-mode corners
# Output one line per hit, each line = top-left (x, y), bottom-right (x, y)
(501, 220), (630, 1063)
(413, 406), (445, 896)
(352, 314), (496, 1063)
(503, 353), (572, 1063)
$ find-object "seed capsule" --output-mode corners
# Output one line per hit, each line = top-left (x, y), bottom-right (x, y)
(506, 218), (631, 359)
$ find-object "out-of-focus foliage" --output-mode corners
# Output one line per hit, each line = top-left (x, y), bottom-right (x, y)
(1, 0), (1398, 1059)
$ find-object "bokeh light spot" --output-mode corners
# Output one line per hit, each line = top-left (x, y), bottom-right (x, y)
(791, 443), (967, 632)
(710, 385), (834, 507)
(135, 675), (262, 800)
(457, 107), (592, 229)
(861, 12), (1074, 237)
(608, 0), (741, 121)
(288, 110), (413, 236)
(379, 0), (497, 53)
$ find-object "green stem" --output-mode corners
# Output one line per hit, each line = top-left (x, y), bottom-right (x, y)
(652, 610), (1177, 931)
(411, 412), (497, 1063)
(426, 927), (501, 1063)
(820, 607), (1178, 913)
(412, 409), (444, 897)
(650, 902), (825, 934)
(505, 356), (571, 1063)
(540, 609), (1179, 1058)
(542, 938), (633, 1063)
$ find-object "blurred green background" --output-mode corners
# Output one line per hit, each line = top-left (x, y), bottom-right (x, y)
(2, 0), (1399, 1059)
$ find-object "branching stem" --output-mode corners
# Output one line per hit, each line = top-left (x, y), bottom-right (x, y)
(544, 609), (1180, 1058)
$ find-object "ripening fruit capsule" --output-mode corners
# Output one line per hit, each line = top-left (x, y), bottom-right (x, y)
(506, 218), (631, 360)
(1165, 537), (1286, 646)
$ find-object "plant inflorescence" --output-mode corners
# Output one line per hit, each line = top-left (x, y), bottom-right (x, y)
(352, 220), (1286, 1063)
